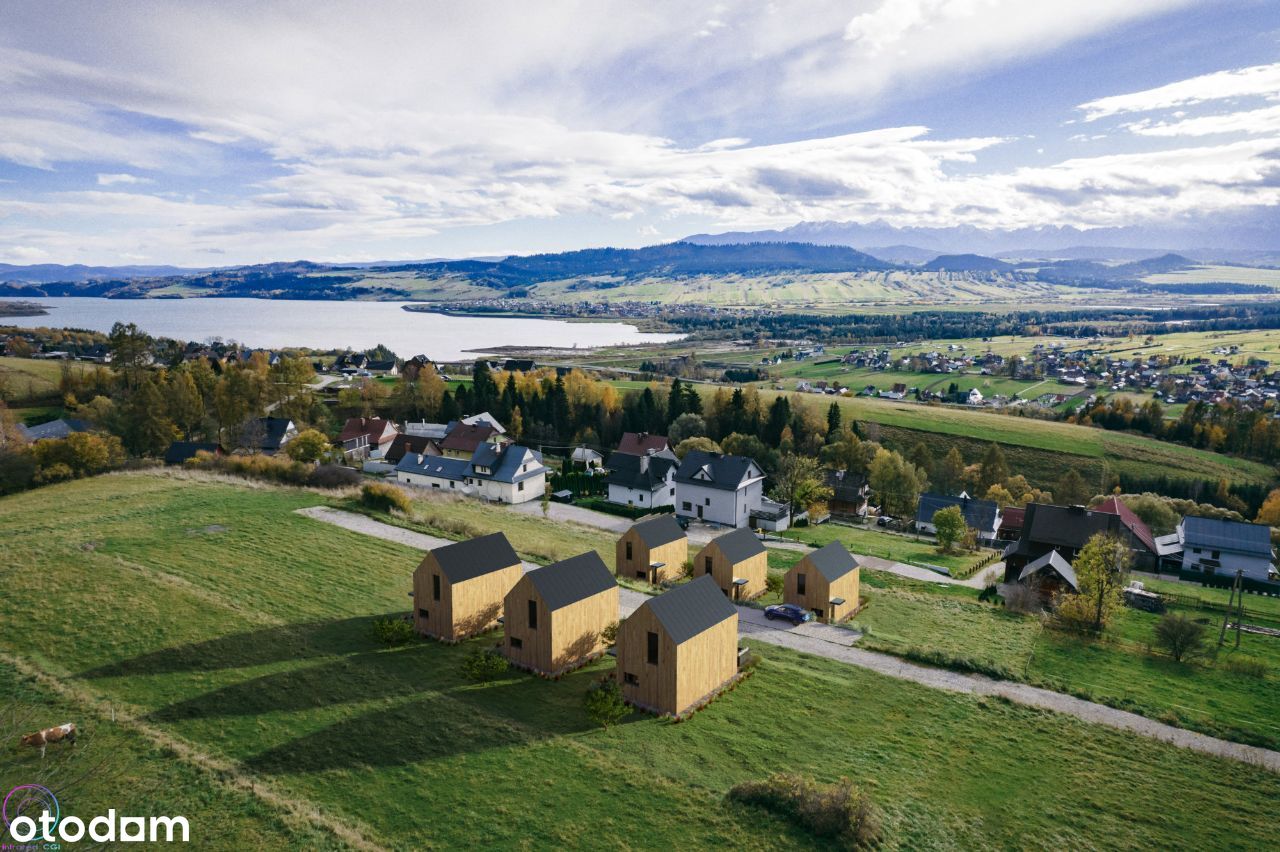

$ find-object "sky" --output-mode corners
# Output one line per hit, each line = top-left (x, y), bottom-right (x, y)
(1, 0), (1278, 266)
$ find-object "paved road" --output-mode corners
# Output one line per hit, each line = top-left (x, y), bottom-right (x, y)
(298, 506), (1280, 772)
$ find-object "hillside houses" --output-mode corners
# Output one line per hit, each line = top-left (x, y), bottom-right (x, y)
(396, 440), (547, 504)
(616, 514), (688, 584)
(693, 527), (767, 601)
(503, 551), (619, 676)
(784, 542), (860, 623)
(674, 450), (788, 530)
(413, 533), (523, 641)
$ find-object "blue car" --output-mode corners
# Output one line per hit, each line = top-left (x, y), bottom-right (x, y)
(764, 603), (812, 625)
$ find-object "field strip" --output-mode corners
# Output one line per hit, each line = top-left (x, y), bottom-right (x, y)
(298, 505), (1280, 772)
(2, 653), (390, 851)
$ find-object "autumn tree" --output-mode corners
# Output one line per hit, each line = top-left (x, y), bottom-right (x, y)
(932, 504), (966, 554)
(1255, 488), (1280, 527)
(868, 448), (925, 518)
(167, 370), (206, 439)
(769, 454), (833, 518)
(977, 443), (1008, 493)
(933, 446), (966, 494)
(1055, 468), (1091, 506)
(286, 428), (331, 463)
(1053, 533), (1131, 633)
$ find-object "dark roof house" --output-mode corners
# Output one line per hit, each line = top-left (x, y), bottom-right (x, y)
(616, 432), (671, 456)
(915, 493), (1001, 537)
(17, 418), (91, 442)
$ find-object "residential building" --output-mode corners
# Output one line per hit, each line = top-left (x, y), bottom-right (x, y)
(825, 469), (869, 518)
(693, 527), (767, 600)
(616, 575), (739, 717)
(615, 432), (670, 457)
(915, 493), (1002, 544)
(1016, 550), (1079, 605)
(441, 422), (505, 459)
(16, 418), (91, 442)
(570, 446), (604, 469)
(412, 533), (523, 641)
(604, 450), (678, 509)
(162, 441), (223, 466)
(615, 514), (687, 584)
(240, 417), (296, 454)
(1178, 516), (1277, 586)
(466, 443), (547, 504)
(1002, 502), (1157, 581)
(383, 434), (442, 465)
(784, 542), (860, 623)
(675, 450), (784, 529)
(338, 417), (399, 460)
(502, 551), (619, 676)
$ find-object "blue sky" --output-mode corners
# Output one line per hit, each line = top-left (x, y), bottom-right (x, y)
(1, 0), (1277, 265)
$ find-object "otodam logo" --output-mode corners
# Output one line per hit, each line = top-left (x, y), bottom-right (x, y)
(2, 785), (189, 844)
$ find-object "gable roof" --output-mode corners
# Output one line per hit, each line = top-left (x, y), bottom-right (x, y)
(384, 434), (441, 464)
(616, 432), (670, 456)
(799, 542), (859, 582)
(428, 532), (521, 583)
(339, 417), (397, 444)
(394, 453), (469, 480)
(468, 444), (544, 483)
(709, 527), (765, 564)
(674, 450), (763, 491)
(1019, 550), (1079, 591)
(526, 552), (616, 611)
(642, 575), (737, 644)
(250, 417), (294, 451)
(605, 451), (678, 492)
(1013, 503), (1134, 554)
(17, 418), (91, 441)
(629, 514), (685, 549)
(441, 422), (500, 453)
(163, 441), (222, 465)
(1094, 496), (1157, 553)
(1181, 515), (1273, 558)
(999, 506), (1026, 533)
(825, 469), (868, 503)
(915, 493), (1000, 531)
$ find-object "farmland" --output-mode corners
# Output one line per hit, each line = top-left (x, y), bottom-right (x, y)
(3, 471), (1279, 849)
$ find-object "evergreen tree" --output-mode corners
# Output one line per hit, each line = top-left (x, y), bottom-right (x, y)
(764, 396), (791, 446)
(978, 442), (1009, 493)
(826, 401), (841, 438)
(122, 376), (179, 457)
(471, 360), (498, 411)
(667, 378), (686, 421)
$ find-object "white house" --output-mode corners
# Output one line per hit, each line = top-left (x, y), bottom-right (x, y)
(674, 450), (786, 529)
(967, 387), (984, 405)
(1178, 516), (1277, 585)
(605, 450), (678, 509)
(571, 446), (605, 469)
(395, 443), (547, 504)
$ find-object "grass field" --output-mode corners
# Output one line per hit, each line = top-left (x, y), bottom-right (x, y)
(851, 572), (1280, 749)
(780, 522), (995, 575)
(0, 355), (95, 401)
(4, 472), (1280, 849)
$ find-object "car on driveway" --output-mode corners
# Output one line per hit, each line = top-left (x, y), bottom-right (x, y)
(763, 603), (812, 625)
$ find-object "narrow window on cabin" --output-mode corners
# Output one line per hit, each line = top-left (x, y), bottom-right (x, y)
(796, 573), (806, 595)
(528, 599), (538, 629)
(417, 608), (428, 618)
(510, 637), (523, 649)
(625, 541), (633, 560)
(705, 556), (713, 575)
(432, 574), (441, 601)
(647, 631), (659, 665)
(623, 672), (638, 686)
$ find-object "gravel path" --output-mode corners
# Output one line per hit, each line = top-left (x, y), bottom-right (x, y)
(507, 500), (632, 533)
(298, 506), (1280, 773)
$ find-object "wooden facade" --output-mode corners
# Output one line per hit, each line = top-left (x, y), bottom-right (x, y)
(693, 536), (767, 600)
(615, 519), (688, 584)
(615, 577), (739, 716)
(503, 573), (619, 676)
(412, 549), (522, 641)
(784, 556), (860, 623)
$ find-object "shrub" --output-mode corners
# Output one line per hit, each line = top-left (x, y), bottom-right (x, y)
(739, 651), (762, 671)
(584, 678), (629, 728)
(1224, 656), (1269, 679)
(461, 648), (509, 682)
(371, 616), (415, 646)
(681, 559), (695, 579)
(361, 482), (413, 514)
(1152, 612), (1207, 662)
(765, 574), (783, 595)
(187, 450), (313, 485)
(309, 464), (362, 488)
(729, 773), (882, 850)
(901, 646), (1015, 681)
(600, 621), (620, 645)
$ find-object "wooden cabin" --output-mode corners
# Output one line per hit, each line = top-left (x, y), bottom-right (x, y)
(412, 532), (523, 641)
(615, 514), (688, 584)
(503, 551), (619, 676)
(1016, 549), (1079, 605)
(693, 527), (767, 601)
(784, 541), (860, 623)
(616, 575), (739, 716)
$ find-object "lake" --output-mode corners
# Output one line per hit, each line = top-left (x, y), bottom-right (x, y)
(0, 297), (682, 360)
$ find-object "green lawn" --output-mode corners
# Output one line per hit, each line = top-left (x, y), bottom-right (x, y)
(2, 472), (1279, 849)
(0, 355), (96, 403)
(781, 522), (995, 575)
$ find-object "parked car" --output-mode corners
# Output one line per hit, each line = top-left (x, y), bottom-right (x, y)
(764, 604), (812, 625)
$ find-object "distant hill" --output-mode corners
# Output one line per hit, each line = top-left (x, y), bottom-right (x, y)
(863, 245), (940, 264)
(920, 254), (1014, 273)
(0, 262), (207, 284)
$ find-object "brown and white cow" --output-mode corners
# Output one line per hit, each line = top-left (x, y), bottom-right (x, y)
(19, 722), (76, 758)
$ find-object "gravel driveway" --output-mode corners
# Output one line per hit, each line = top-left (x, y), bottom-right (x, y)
(299, 505), (1280, 773)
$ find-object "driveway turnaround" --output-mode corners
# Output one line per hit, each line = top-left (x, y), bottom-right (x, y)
(300, 506), (1280, 773)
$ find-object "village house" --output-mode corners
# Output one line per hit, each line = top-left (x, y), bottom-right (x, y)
(502, 551), (619, 676)
(16, 418), (91, 442)
(395, 442), (547, 504)
(825, 469), (870, 518)
(1178, 516), (1277, 587)
(616, 431), (671, 456)
(616, 575), (739, 717)
(570, 446), (604, 469)
(1002, 502), (1157, 581)
(784, 542), (860, 623)
(914, 493), (1002, 544)
(675, 450), (788, 530)
(338, 417), (399, 460)
(440, 421), (506, 459)
(239, 417), (296, 455)
(604, 449), (678, 509)
(383, 433), (442, 465)
(692, 527), (768, 600)
(1015, 550), (1079, 605)
(615, 514), (688, 583)
(413, 532), (523, 641)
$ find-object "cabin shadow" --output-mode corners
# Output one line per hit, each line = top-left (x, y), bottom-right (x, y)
(78, 615), (397, 680)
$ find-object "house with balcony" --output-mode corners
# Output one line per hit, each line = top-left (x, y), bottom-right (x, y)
(674, 450), (787, 530)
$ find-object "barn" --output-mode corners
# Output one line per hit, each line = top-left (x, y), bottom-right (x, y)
(784, 541), (860, 623)
(1017, 549), (1079, 604)
(615, 514), (688, 584)
(692, 527), (767, 601)
(616, 575), (739, 716)
(412, 532), (523, 641)
(503, 551), (619, 676)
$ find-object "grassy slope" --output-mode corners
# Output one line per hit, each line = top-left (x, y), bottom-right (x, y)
(780, 522), (995, 575)
(3, 472), (1279, 849)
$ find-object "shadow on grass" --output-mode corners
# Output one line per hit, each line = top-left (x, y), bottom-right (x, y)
(78, 615), (391, 679)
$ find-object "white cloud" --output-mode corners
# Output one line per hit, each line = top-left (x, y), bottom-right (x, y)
(96, 172), (152, 185)
(1123, 104), (1280, 137)
(1079, 62), (1280, 121)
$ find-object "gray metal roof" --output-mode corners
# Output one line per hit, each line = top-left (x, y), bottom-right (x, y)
(641, 575), (737, 644)
(394, 453), (469, 479)
(428, 532), (521, 583)
(1019, 549), (1079, 591)
(1181, 515), (1273, 558)
(604, 451), (677, 491)
(708, 527), (765, 564)
(526, 551), (617, 611)
(675, 450), (763, 491)
(630, 514), (685, 549)
(915, 493), (1000, 530)
(17, 418), (91, 441)
(801, 542), (858, 582)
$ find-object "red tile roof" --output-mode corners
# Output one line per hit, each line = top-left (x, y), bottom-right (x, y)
(1094, 496), (1157, 553)
(339, 417), (397, 445)
(616, 432), (669, 456)
(440, 422), (499, 453)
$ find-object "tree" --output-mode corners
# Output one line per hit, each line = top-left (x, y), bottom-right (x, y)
(674, 436), (719, 458)
(932, 505), (966, 554)
(868, 449), (924, 518)
(769, 454), (833, 517)
(121, 376), (179, 457)
(1054, 533), (1131, 633)
(1256, 488), (1280, 527)
(167, 370), (206, 439)
(825, 402), (841, 438)
(286, 428), (330, 463)
(584, 679), (629, 729)
(907, 442), (933, 480)
(1055, 468), (1091, 507)
(668, 412), (707, 446)
(934, 447), (966, 495)
(977, 443), (1008, 493)
(984, 483), (1015, 509)
(763, 396), (791, 446)
(107, 322), (153, 383)
(1153, 612), (1207, 663)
